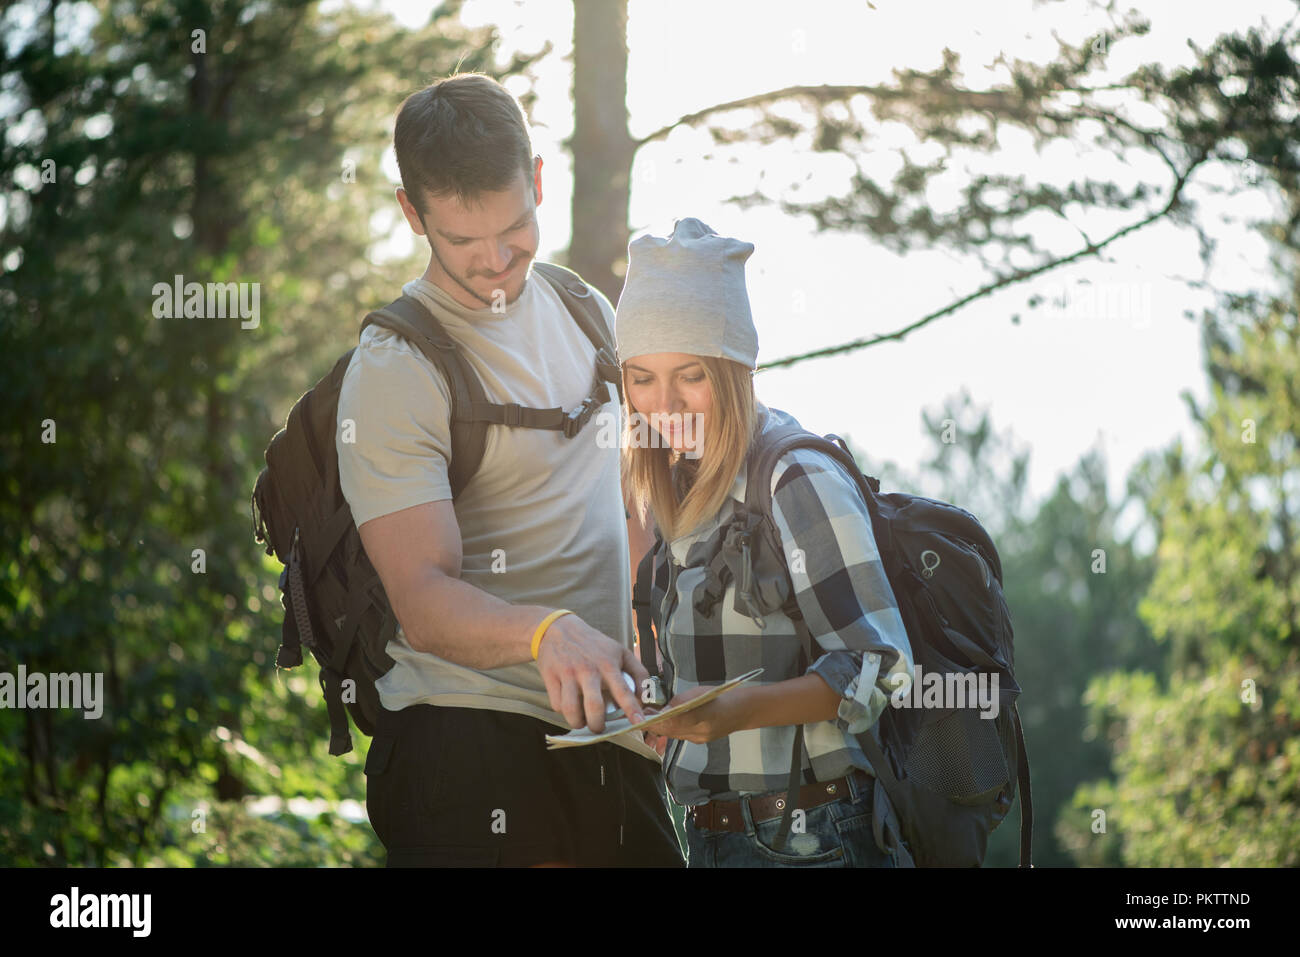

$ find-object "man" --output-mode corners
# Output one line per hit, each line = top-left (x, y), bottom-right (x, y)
(336, 73), (682, 867)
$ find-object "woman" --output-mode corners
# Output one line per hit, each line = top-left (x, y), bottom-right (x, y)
(615, 218), (916, 867)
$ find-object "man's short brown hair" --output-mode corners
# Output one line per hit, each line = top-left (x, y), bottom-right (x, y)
(394, 73), (535, 219)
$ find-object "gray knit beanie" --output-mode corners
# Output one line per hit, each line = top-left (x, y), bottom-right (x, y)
(615, 218), (758, 369)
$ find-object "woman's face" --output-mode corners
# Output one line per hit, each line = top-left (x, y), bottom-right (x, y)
(623, 352), (713, 457)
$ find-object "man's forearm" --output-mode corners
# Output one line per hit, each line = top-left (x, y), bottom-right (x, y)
(396, 567), (553, 669)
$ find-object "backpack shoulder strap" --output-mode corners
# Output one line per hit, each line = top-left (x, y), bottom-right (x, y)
(633, 536), (660, 676)
(360, 296), (488, 498)
(743, 426), (891, 579)
(744, 426), (875, 523)
(532, 261), (624, 406)
(632, 532), (671, 707)
(741, 424), (894, 853)
(367, 285), (616, 444)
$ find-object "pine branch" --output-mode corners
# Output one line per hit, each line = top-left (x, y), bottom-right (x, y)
(758, 148), (1209, 371)
(633, 80), (1138, 148)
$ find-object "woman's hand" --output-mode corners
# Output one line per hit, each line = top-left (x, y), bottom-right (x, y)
(642, 729), (670, 757)
(644, 675), (842, 753)
(644, 686), (753, 745)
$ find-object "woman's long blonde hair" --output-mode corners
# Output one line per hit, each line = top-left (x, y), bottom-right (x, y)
(621, 356), (760, 541)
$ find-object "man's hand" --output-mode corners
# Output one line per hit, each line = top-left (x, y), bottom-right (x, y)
(535, 615), (649, 733)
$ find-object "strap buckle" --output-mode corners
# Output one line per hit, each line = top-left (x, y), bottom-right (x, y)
(563, 395), (600, 438)
(502, 402), (523, 427)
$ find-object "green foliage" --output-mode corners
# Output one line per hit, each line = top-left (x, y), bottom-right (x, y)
(1064, 299), (1300, 866)
(989, 454), (1161, 867)
(1063, 661), (1300, 866)
(0, 0), (522, 866)
(142, 793), (386, 868)
(853, 391), (1161, 867)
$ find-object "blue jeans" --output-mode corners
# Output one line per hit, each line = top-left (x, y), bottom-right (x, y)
(684, 772), (899, 868)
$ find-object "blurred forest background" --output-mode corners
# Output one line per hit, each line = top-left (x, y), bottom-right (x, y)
(1, 0), (1297, 866)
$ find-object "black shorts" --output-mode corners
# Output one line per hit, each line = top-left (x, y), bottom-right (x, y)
(364, 703), (685, 868)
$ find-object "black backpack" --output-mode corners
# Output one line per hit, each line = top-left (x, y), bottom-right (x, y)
(252, 262), (622, 756)
(632, 422), (1033, 867)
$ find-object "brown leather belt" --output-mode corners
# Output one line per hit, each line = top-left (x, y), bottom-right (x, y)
(688, 771), (871, 833)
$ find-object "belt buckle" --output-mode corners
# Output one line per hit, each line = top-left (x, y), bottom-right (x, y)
(691, 801), (738, 831)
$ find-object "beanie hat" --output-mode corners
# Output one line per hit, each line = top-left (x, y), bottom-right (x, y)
(615, 218), (759, 369)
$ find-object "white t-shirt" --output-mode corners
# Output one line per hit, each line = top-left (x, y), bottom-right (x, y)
(336, 265), (647, 755)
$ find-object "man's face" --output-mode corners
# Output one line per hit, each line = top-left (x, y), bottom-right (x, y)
(397, 158), (542, 310)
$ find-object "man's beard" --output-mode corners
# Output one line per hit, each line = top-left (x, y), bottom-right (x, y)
(429, 240), (532, 308)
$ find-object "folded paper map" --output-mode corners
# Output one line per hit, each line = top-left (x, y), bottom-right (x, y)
(544, 668), (764, 749)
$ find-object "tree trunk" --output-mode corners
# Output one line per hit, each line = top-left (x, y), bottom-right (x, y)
(569, 0), (634, 304)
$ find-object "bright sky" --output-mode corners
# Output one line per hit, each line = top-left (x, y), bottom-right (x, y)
(374, 1), (1292, 542)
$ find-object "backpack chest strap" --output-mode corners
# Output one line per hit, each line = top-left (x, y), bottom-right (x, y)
(463, 375), (612, 439)
(366, 298), (619, 444)
(690, 508), (791, 628)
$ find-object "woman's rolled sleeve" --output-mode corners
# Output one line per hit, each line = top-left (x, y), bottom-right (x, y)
(769, 448), (915, 736)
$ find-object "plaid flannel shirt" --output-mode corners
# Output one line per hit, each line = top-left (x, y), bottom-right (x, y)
(651, 406), (914, 807)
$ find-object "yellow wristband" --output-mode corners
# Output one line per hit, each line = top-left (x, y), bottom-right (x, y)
(530, 609), (573, 660)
